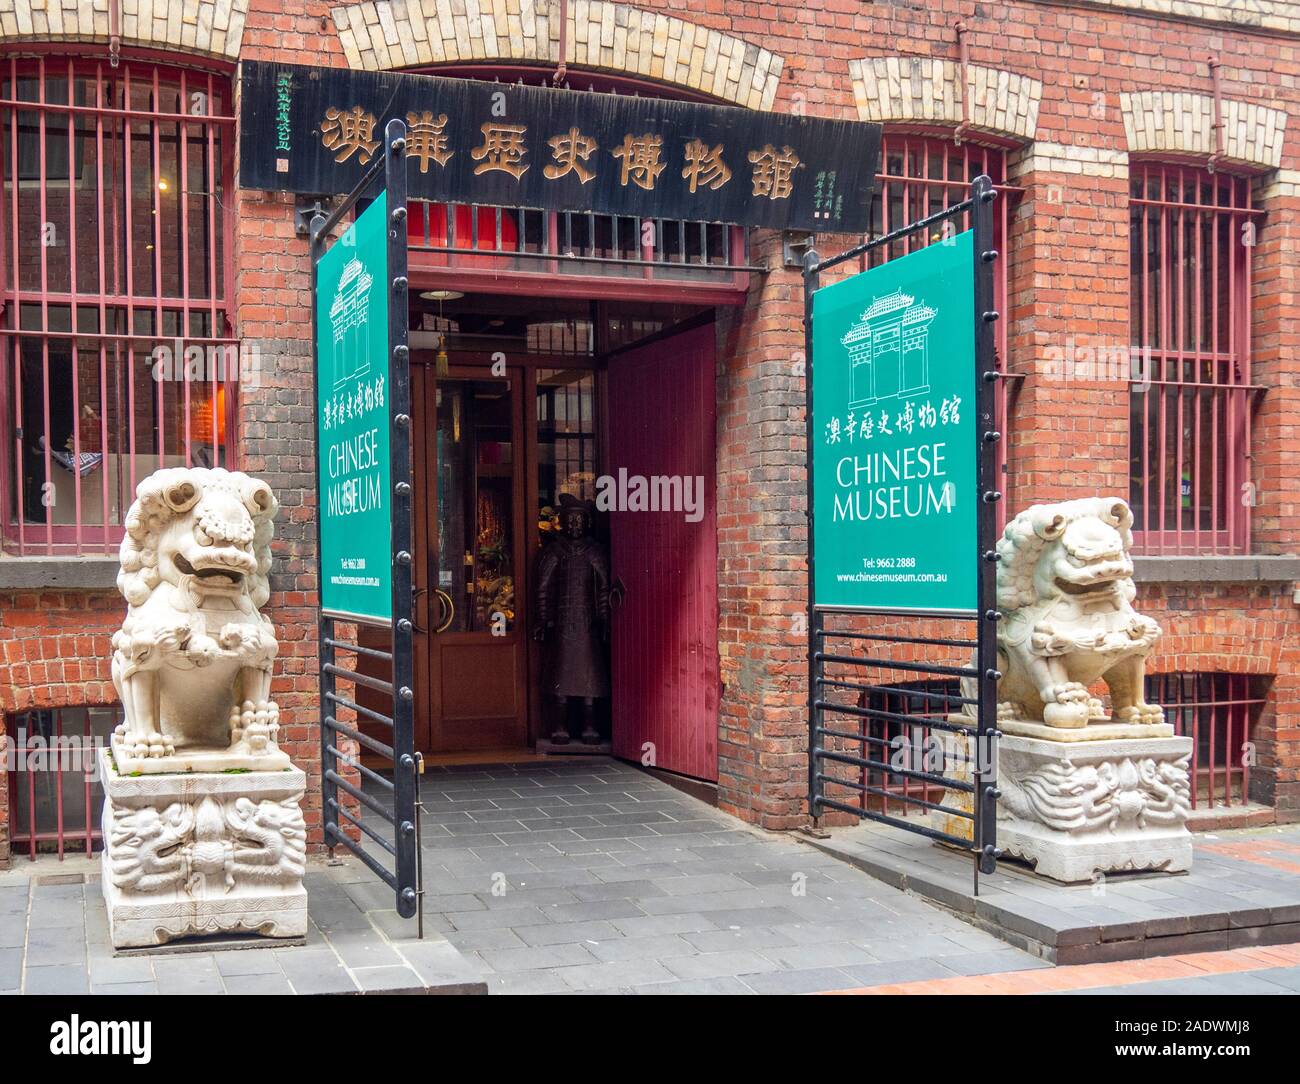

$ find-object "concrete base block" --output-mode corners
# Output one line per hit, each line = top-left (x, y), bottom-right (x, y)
(997, 733), (1195, 883)
(99, 749), (308, 949)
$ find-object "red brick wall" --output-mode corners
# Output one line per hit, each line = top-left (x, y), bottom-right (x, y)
(0, 589), (119, 864)
(703, 0), (1300, 827)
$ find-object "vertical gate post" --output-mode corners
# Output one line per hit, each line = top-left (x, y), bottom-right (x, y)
(384, 118), (419, 919)
(971, 174), (1002, 876)
(309, 119), (419, 923)
(803, 246), (823, 822)
(308, 209), (338, 860)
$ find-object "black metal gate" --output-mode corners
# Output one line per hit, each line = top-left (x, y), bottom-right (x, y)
(309, 119), (421, 922)
(804, 175), (1002, 886)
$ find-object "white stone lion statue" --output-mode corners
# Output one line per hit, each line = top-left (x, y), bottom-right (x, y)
(110, 467), (289, 773)
(995, 497), (1163, 730)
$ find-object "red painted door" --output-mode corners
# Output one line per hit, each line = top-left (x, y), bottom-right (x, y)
(607, 321), (719, 782)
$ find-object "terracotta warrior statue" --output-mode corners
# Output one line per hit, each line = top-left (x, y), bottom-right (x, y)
(534, 496), (611, 745)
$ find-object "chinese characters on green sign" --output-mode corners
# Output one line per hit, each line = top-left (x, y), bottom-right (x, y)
(811, 231), (977, 613)
(314, 191), (393, 624)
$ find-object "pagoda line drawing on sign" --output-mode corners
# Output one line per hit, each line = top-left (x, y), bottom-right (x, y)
(840, 288), (937, 408)
(328, 255), (374, 391)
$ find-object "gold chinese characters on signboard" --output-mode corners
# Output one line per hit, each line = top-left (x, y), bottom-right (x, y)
(316, 106), (803, 201)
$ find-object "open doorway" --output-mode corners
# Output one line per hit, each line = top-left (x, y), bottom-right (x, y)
(392, 292), (720, 783)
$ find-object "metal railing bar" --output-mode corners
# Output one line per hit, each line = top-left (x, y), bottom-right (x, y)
(326, 768), (396, 824)
(323, 637), (393, 662)
(325, 822), (396, 886)
(818, 679), (976, 706)
(821, 774), (975, 819)
(323, 663), (393, 697)
(819, 629), (978, 649)
(813, 197), (975, 273)
(817, 702), (977, 735)
(325, 691), (395, 727)
(0, 95), (235, 124)
(815, 747), (975, 792)
(327, 744), (395, 792)
(814, 793), (976, 848)
(328, 797), (397, 855)
(324, 715), (395, 760)
(816, 652), (979, 679)
(816, 675), (977, 701)
(815, 724), (976, 754)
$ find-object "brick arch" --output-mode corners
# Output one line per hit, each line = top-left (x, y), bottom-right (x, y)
(1146, 649), (1280, 678)
(0, 592), (119, 715)
(331, 0), (784, 111)
(849, 56), (1041, 143)
(1119, 91), (1288, 171)
(0, 0), (249, 61)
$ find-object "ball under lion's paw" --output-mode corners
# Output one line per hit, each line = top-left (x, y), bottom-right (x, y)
(1043, 683), (1090, 728)
(1043, 702), (1090, 728)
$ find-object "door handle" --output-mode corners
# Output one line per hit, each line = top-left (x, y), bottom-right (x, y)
(435, 589), (455, 633)
(410, 585), (428, 634)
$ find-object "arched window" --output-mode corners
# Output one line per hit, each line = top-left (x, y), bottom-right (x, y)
(1147, 671), (1267, 811)
(1129, 161), (1256, 555)
(0, 56), (236, 555)
(865, 132), (1015, 525)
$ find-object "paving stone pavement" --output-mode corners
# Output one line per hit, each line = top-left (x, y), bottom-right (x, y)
(16, 757), (1290, 995)
(0, 853), (485, 995)
(811, 818), (1300, 964)
(358, 758), (1050, 993)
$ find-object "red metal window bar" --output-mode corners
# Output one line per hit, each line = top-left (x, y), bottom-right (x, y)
(1129, 162), (1258, 555)
(404, 66), (756, 305)
(0, 57), (237, 556)
(865, 133), (1016, 528)
(856, 676), (963, 819)
(1146, 672), (1266, 810)
(6, 704), (121, 859)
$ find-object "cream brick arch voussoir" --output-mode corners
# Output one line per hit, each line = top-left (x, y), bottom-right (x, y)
(0, 0), (250, 61)
(849, 55), (1042, 143)
(331, 0), (784, 112)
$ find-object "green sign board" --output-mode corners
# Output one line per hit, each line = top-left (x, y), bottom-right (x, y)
(314, 190), (393, 624)
(811, 231), (977, 613)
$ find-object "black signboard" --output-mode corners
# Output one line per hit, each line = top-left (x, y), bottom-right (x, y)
(239, 61), (881, 234)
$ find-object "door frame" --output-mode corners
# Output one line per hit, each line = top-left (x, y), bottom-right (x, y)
(410, 348), (607, 754)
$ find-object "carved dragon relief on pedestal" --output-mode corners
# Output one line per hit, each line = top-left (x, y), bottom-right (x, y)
(1000, 753), (1192, 835)
(106, 794), (307, 897)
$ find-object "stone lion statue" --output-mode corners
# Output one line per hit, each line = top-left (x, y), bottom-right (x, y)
(110, 467), (288, 773)
(995, 497), (1163, 730)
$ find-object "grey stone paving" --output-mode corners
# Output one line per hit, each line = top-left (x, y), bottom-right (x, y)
(7, 757), (1297, 995)
(0, 853), (485, 995)
(810, 819), (1300, 964)
(2, 757), (1042, 995)
(355, 758), (1046, 993)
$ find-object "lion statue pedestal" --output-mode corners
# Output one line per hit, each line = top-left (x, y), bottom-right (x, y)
(100, 749), (308, 947)
(937, 498), (1194, 883)
(100, 468), (307, 948)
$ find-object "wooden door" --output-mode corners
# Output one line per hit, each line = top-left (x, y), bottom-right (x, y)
(606, 321), (719, 781)
(413, 364), (528, 753)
